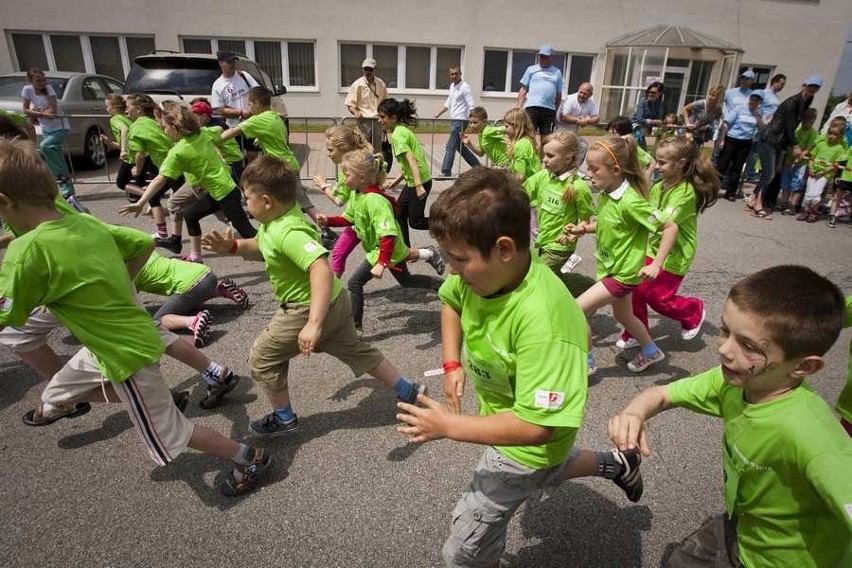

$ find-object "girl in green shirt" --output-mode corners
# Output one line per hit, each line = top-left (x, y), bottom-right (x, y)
(100, 94), (144, 202)
(503, 108), (541, 183)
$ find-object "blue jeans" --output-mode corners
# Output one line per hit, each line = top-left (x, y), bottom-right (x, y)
(441, 119), (480, 176)
(40, 128), (74, 196)
(753, 135), (778, 198)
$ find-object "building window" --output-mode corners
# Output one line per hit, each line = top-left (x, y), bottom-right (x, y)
(339, 42), (463, 91)
(181, 37), (317, 89)
(739, 65), (775, 90)
(481, 48), (595, 95)
(8, 32), (154, 80)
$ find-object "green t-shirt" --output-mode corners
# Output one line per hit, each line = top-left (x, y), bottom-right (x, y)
(0, 108), (28, 127)
(109, 114), (133, 164)
(841, 147), (852, 184)
(523, 170), (593, 253)
(332, 170), (353, 203)
(438, 255), (588, 470)
(480, 125), (508, 166)
(135, 251), (209, 296)
(835, 296), (852, 422)
(508, 137), (541, 182)
(636, 145), (652, 168)
(240, 110), (298, 172)
(6, 196), (76, 237)
(809, 136), (846, 178)
(594, 181), (664, 285)
(668, 367), (852, 568)
(201, 125), (243, 164)
(257, 205), (343, 305)
(0, 215), (164, 382)
(158, 134), (236, 201)
(785, 126), (819, 166)
(390, 125), (431, 186)
(343, 190), (408, 266)
(647, 180), (697, 276)
(127, 116), (173, 167)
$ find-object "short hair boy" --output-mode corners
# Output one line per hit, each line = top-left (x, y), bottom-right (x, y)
(201, 156), (425, 437)
(609, 265), (852, 567)
(0, 138), (270, 496)
(396, 167), (644, 567)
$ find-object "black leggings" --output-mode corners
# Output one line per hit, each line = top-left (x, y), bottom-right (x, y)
(184, 188), (256, 238)
(396, 179), (432, 248)
(347, 260), (442, 327)
(148, 176), (185, 207)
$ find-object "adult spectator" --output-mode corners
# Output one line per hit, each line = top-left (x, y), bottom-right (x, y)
(211, 51), (258, 129)
(724, 70), (755, 115)
(745, 73), (786, 185)
(345, 58), (388, 154)
(749, 75), (823, 216)
(631, 82), (664, 149)
(681, 85), (724, 147)
(556, 82), (599, 162)
(434, 66), (479, 177)
(517, 45), (563, 147)
(821, 90), (852, 140)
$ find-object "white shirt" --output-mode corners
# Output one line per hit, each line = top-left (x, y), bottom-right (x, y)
(822, 99), (852, 135)
(557, 92), (599, 133)
(444, 80), (476, 120)
(21, 84), (68, 132)
(211, 72), (259, 128)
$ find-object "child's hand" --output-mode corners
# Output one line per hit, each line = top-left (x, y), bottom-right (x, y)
(415, 184), (427, 199)
(119, 151), (128, 161)
(99, 133), (109, 143)
(315, 213), (328, 227)
(118, 202), (144, 218)
(608, 412), (651, 457)
(201, 228), (235, 253)
(298, 321), (323, 356)
(370, 263), (386, 279)
(638, 261), (661, 281)
(396, 394), (450, 444)
(460, 132), (470, 145)
(312, 174), (327, 191)
(130, 166), (138, 177)
(443, 368), (466, 414)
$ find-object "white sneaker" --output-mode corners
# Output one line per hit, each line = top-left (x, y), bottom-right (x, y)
(681, 309), (706, 341)
(560, 253), (582, 274)
(616, 337), (640, 350)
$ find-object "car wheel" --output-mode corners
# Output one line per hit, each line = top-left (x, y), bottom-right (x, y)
(81, 127), (106, 169)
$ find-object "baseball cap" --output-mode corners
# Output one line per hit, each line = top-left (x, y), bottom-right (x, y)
(740, 69), (756, 80)
(362, 58), (377, 69)
(190, 101), (212, 116)
(217, 51), (238, 62)
(803, 75), (824, 87)
(538, 45), (554, 57)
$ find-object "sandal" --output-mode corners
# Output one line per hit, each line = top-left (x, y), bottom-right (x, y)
(752, 208), (772, 220)
(22, 402), (92, 427)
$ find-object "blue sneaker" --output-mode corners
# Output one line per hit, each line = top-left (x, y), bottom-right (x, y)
(399, 382), (428, 405)
(249, 412), (299, 437)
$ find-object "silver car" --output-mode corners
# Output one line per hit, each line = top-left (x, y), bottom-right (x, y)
(0, 71), (124, 169)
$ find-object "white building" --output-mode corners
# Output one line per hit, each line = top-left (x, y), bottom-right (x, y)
(2, 0), (850, 121)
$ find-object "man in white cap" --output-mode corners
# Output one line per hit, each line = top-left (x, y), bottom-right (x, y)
(517, 45), (564, 146)
(724, 69), (756, 116)
(345, 57), (388, 153)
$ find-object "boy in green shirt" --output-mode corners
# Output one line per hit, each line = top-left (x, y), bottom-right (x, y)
(396, 168), (645, 567)
(779, 108), (818, 215)
(461, 106), (509, 167)
(201, 156), (426, 437)
(609, 265), (852, 567)
(836, 296), (852, 436)
(0, 138), (271, 496)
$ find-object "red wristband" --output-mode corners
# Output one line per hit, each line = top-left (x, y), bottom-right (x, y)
(229, 239), (238, 254)
(443, 360), (462, 373)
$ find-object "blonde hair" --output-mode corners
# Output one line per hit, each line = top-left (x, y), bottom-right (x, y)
(589, 135), (650, 198)
(503, 108), (539, 158)
(160, 105), (200, 138)
(325, 125), (370, 154)
(542, 130), (581, 201)
(105, 93), (127, 113)
(655, 136), (719, 213)
(0, 138), (58, 205)
(342, 149), (387, 187)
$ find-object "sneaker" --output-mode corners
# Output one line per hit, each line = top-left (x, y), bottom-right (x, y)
(200, 370), (240, 410)
(217, 279), (249, 309)
(250, 412), (299, 437)
(179, 253), (204, 264)
(399, 382), (428, 405)
(611, 448), (644, 503)
(587, 353), (597, 378)
(827, 215), (837, 228)
(560, 253), (582, 274)
(681, 308), (706, 341)
(171, 389), (190, 413)
(627, 349), (666, 373)
(190, 310), (211, 348)
(221, 447), (272, 496)
(424, 245), (445, 275)
(65, 195), (90, 214)
(22, 402), (92, 426)
(615, 337), (640, 350)
(155, 234), (182, 254)
(321, 227), (339, 250)
(806, 212), (819, 223)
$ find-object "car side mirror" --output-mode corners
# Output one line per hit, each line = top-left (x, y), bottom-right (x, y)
(273, 84), (287, 96)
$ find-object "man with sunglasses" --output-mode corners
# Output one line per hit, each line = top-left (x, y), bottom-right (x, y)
(345, 58), (388, 154)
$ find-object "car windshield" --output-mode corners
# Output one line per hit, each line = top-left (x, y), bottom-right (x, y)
(124, 58), (221, 95)
(0, 76), (68, 98)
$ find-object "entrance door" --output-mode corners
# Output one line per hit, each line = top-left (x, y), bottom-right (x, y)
(663, 70), (686, 117)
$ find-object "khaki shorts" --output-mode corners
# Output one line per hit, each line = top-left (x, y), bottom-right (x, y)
(41, 348), (194, 466)
(168, 183), (228, 223)
(249, 293), (384, 393)
(443, 445), (579, 567)
(665, 514), (742, 568)
(0, 307), (61, 353)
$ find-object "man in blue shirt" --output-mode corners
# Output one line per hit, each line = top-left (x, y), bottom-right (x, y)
(717, 92), (764, 202)
(745, 73), (786, 200)
(517, 45), (563, 147)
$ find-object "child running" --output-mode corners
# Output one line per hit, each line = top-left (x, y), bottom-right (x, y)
(201, 156), (428, 436)
(564, 135), (678, 375)
(503, 107), (541, 183)
(377, 98), (433, 248)
(609, 265), (852, 567)
(100, 93), (144, 202)
(608, 115), (655, 176)
(460, 106), (509, 167)
(617, 136), (718, 350)
(396, 167), (644, 567)
(311, 125), (371, 277)
(0, 138), (270, 496)
(189, 99), (245, 185)
(316, 150), (445, 334)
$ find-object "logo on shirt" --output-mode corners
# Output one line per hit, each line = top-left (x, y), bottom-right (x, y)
(0, 296), (12, 312)
(304, 241), (319, 253)
(534, 390), (565, 409)
(648, 210), (664, 224)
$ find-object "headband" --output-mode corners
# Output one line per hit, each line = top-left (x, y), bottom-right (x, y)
(594, 141), (620, 169)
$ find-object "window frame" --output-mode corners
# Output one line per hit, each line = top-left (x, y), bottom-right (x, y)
(480, 47), (596, 100)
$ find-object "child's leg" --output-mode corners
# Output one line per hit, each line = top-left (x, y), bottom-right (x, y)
(391, 262), (443, 291)
(0, 307), (64, 380)
(407, 244), (446, 275)
(217, 189), (257, 238)
(330, 227), (360, 277)
(396, 186), (413, 248)
(184, 193), (222, 259)
(562, 446), (644, 502)
(642, 269), (704, 333)
(407, 179), (432, 231)
(612, 293), (655, 346)
(621, 276), (651, 343)
(346, 261), (375, 329)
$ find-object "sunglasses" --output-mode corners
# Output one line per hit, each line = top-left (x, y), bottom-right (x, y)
(363, 67), (375, 72)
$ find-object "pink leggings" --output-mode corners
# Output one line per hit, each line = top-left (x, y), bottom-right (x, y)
(622, 257), (704, 341)
(330, 226), (360, 275)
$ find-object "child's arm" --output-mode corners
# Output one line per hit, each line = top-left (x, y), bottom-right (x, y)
(133, 151), (147, 179)
(608, 385), (674, 456)
(117, 175), (170, 216)
(387, 173), (405, 189)
(125, 241), (155, 281)
(312, 176), (344, 206)
(201, 228), (264, 261)
(315, 214), (352, 228)
(119, 125), (130, 160)
(462, 132), (484, 157)
(639, 219), (678, 281)
(219, 125), (242, 142)
(404, 151), (426, 198)
(298, 257), (333, 356)
(441, 304), (465, 414)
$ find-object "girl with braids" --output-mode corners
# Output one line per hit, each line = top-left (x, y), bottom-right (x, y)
(617, 135), (719, 351)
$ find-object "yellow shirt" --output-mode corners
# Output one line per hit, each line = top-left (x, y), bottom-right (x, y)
(344, 76), (388, 117)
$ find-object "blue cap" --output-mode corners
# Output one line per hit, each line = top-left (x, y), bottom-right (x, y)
(538, 45), (554, 57)
(803, 75), (824, 87)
